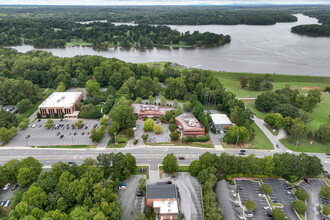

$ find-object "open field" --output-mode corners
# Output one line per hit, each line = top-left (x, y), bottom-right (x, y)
(106, 131), (131, 148)
(243, 99), (268, 119)
(280, 138), (328, 153)
(307, 94), (330, 130)
(213, 71), (330, 98)
(17, 88), (53, 123)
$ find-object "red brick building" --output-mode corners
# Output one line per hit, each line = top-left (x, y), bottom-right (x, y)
(175, 113), (205, 136)
(131, 104), (173, 119)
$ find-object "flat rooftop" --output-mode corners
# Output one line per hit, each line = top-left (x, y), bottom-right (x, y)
(175, 113), (204, 130)
(39, 92), (82, 108)
(147, 183), (177, 199)
(153, 200), (179, 214)
(210, 113), (232, 125)
(131, 104), (173, 115)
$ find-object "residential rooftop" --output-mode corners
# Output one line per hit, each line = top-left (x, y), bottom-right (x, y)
(39, 92), (82, 108)
(175, 113), (204, 130)
(147, 183), (177, 199)
(210, 113), (232, 125)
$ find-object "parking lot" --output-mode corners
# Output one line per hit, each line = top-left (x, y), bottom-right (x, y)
(162, 172), (203, 220)
(297, 179), (328, 220)
(235, 179), (271, 220)
(7, 119), (100, 147)
(0, 183), (19, 211)
(262, 179), (299, 220)
(134, 120), (171, 144)
(118, 175), (146, 220)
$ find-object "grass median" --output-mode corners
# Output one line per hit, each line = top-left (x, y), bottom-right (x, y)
(280, 138), (328, 153)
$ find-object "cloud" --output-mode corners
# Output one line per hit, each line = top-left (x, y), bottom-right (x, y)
(2, 0), (330, 5)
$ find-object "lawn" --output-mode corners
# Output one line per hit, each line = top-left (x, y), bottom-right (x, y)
(221, 123), (273, 150)
(106, 131), (131, 148)
(85, 27), (92, 31)
(212, 71), (330, 98)
(17, 88), (53, 123)
(52, 28), (62, 32)
(34, 145), (96, 148)
(243, 99), (268, 119)
(134, 166), (149, 179)
(66, 39), (92, 46)
(307, 95), (330, 130)
(280, 138), (328, 153)
(159, 165), (190, 172)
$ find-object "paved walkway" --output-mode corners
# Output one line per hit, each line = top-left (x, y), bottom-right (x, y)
(96, 117), (111, 149)
(253, 116), (288, 152)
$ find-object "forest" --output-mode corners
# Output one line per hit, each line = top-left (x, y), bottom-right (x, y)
(0, 6), (298, 25)
(0, 18), (230, 49)
(291, 7), (330, 37)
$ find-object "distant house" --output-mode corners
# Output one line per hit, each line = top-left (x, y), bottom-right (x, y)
(175, 113), (205, 136)
(146, 183), (179, 220)
(210, 113), (233, 133)
(38, 92), (83, 118)
(131, 104), (173, 119)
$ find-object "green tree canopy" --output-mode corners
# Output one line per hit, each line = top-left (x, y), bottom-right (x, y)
(162, 153), (178, 173)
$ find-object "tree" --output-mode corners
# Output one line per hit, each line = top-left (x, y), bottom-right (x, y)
(261, 184), (272, 195)
(289, 123), (306, 147)
(144, 118), (155, 131)
(111, 104), (136, 129)
(183, 101), (192, 111)
(3, 159), (21, 182)
(245, 200), (256, 211)
(240, 77), (248, 88)
(100, 117), (109, 127)
(17, 99), (31, 114)
(169, 123), (177, 132)
(134, 211), (146, 220)
(108, 121), (120, 135)
(264, 113), (284, 128)
(153, 124), (163, 134)
(272, 208), (286, 220)
(173, 99), (178, 108)
(17, 167), (38, 187)
(18, 118), (30, 129)
(90, 127), (105, 142)
(224, 125), (250, 145)
(136, 97), (142, 104)
(56, 82), (66, 92)
(271, 103), (300, 118)
(162, 153), (178, 173)
(79, 104), (102, 119)
(160, 96), (167, 106)
(86, 79), (100, 96)
(141, 134), (149, 142)
(170, 131), (179, 140)
(320, 186), (330, 199)
(189, 160), (201, 177)
(295, 189), (310, 201)
(148, 95), (154, 104)
(315, 123), (330, 144)
(255, 91), (288, 112)
(74, 119), (84, 128)
(138, 178), (146, 191)
(126, 128), (134, 137)
(0, 126), (17, 143)
(292, 200), (307, 215)
(44, 119), (54, 129)
(22, 186), (47, 208)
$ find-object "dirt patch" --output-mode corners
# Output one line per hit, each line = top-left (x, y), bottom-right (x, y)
(301, 86), (322, 90)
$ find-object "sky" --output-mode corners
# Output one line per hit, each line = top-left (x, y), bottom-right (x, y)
(1, 0), (330, 5)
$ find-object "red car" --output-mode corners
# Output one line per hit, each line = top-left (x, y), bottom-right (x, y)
(304, 178), (311, 184)
(87, 132), (90, 135)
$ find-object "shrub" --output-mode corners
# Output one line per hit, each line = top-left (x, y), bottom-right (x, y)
(133, 139), (138, 145)
(126, 128), (134, 137)
(153, 124), (163, 134)
(141, 134), (149, 141)
(320, 185), (330, 199)
(323, 205), (330, 215)
(169, 123), (177, 132)
(170, 132), (179, 141)
(144, 118), (155, 131)
(261, 184), (272, 195)
(185, 134), (210, 142)
(295, 189), (310, 201)
(245, 200), (256, 211)
(292, 200), (307, 215)
(272, 208), (286, 220)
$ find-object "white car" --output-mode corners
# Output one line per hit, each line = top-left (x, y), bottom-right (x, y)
(4, 200), (11, 207)
(285, 150), (293, 154)
(263, 206), (271, 210)
(31, 124), (36, 128)
(162, 148), (168, 152)
(258, 194), (265, 197)
(3, 183), (10, 191)
(118, 186), (126, 190)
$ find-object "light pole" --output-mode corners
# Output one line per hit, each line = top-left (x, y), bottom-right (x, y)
(114, 132), (117, 144)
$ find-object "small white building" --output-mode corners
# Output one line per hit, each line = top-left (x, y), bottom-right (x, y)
(210, 114), (233, 134)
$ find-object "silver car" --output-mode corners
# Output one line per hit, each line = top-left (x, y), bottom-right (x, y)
(3, 183), (10, 191)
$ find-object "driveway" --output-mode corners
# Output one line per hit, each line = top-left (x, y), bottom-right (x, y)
(118, 175), (146, 220)
(297, 179), (328, 220)
(262, 179), (299, 220)
(162, 172), (203, 220)
(235, 179), (270, 220)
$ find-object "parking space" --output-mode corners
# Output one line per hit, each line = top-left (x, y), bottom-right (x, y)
(297, 179), (328, 220)
(0, 183), (19, 210)
(235, 179), (271, 220)
(162, 172), (203, 220)
(0, 105), (17, 114)
(7, 119), (100, 146)
(118, 175), (146, 220)
(146, 123), (170, 143)
(262, 179), (299, 220)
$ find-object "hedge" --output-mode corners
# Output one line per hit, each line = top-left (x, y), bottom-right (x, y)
(226, 173), (269, 181)
(185, 134), (210, 142)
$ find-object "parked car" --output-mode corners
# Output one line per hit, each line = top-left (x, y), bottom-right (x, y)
(118, 186), (126, 190)
(68, 161), (75, 165)
(266, 212), (273, 217)
(4, 200), (11, 207)
(295, 185), (303, 189)
(137, 191), (145, 197)
(304, 178), (311, 184)
(165, 181), (172, 184)
(245, 211), (253, 218)
(3, 183), (10, 191)
(60, 135), (64, 139)
(0, 201), (6, 207)
(26, 135), (30, 139)
(120, 182), (126, 187)
(237, 186), (244, 190)
(178, 156), (185, 160)
(284, 186), (292, 190)
(239, 152), (245, 155)
(81, 132), (85, 135)
(263, 206), (271, 210)
(257, 194), (265, 197)
(286, 190), (294, 195)
(11, 183), (19, 190)
(270, 199), (278, 203)
(325, 153), (330, 158)
(240, 150), (246, 153)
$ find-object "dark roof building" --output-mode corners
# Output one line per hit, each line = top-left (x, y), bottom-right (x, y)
(146, 183), (177, 200)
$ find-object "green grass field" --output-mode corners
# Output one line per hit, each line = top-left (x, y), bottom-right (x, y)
(159, 165), (190, 172)
(221, 123), (273, 150)
(243, 99), (268, 119)
(307, 95), (330, 130)
(213, 71), (330, 98)
(52, 28), (62, 32)
(134, 166), (149, 179)
(66, 39), (92, 46)
(106, 131), (131, 148)
(280, 138), (329, 153)
(17, 89), (54, 123)
(85, 27), (92, 31)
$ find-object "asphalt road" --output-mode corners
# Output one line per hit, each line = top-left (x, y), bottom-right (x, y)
(0, 147), (329, 173)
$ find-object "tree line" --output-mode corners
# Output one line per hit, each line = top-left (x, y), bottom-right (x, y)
(0, 19), (230, 49)
(0, 153), (136, 219)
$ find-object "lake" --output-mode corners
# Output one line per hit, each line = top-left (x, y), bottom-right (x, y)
(11, 14), (330, 76)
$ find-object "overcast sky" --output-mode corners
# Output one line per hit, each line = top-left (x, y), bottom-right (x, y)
(1, 0), (330, 5)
